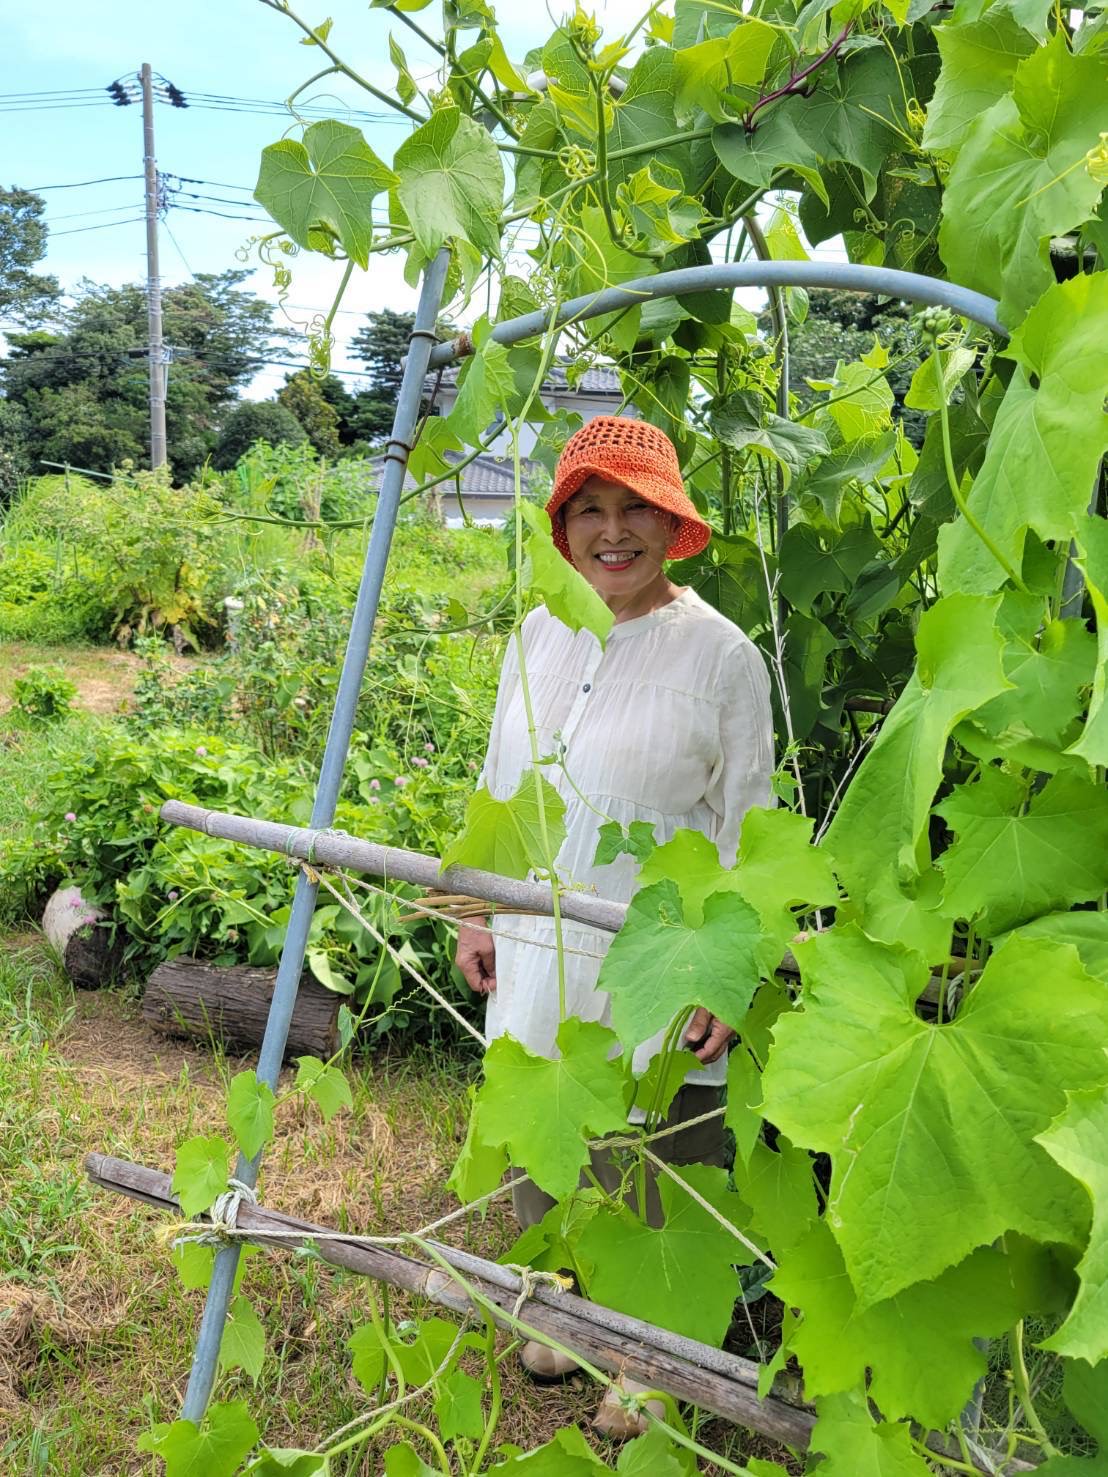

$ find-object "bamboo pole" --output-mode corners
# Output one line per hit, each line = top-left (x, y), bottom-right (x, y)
(160, 800), (628, 934)
(85, 1152), (812, 1449)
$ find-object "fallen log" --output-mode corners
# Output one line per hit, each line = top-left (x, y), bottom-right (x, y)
(42, 885), (123, 989)
(142, 957), (339, 1061)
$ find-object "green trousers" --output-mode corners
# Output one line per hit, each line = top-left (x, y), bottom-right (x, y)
(511, 1084), (726, 1232)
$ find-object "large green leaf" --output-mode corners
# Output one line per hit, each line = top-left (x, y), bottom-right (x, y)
(218, 1295), (265, 1384)
(394, 108), (504, 259)
(938, 274), (1108, 595)
(1005, 910), (1108, 984)
(711, 392), (829, 487)
(713, 96), (826, 200)
(1069, 515), (1108, 767)
(673, 19), (779, 122)
(1038, 1090), (1108, 1363)
(966, 615), (1096, 759)
(597, 878), (763, 1049)
(137, 1401), (259, 1477)
(254, 121), (396, 266)
(793, 50), (904, 198)
(172, 1133), (231, 1218)
(922, 11), (1036, 156)
(774, 1221), (1026, 1426)
(492, 1426), (608, 1472)
(577, 1163), (752, 1344)
(440, 769), (566, 880)
(606, 49), (689, 195)
(762, 927), (1108, 1305)
(470, 1019), (630, 1199)
(809, 1390), (932, 1477)
(794, 430), (896, 529)
(668, 533), (772, 632)
(936, 768), (1108, 934)
(824, 594), (1010, 902)
(938, 35), (1108, 323)
(446, 337), (515, 446)
(778, 520), (882, 614)
(226, 1069), (275, 1159)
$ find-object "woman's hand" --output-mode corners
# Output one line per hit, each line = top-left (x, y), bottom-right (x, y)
(684, 1007), (735, 1064)
(456, 922), (497, 995)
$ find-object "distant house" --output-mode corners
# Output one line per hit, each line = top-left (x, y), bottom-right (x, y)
(375, 363), (625, 525)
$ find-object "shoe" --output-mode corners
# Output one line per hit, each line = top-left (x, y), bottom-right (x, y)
(518, 1339), (581, 1383)
(591, 1376), (666, 1440)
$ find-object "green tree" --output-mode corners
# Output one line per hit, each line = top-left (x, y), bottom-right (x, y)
(212, 401), (308, 470)
(277, 370), (342, 456)
(0, 271), (284, 480)
(348, 307), (413, 400)
(0, 187), (60, 325)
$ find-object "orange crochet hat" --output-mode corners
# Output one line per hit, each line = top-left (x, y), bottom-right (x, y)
(546, 416), (711, 562)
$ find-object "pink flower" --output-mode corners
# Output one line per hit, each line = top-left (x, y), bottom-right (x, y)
(394, 775), (409, 788)
(195, 745), (208, 757)
(168, 890), (179, 901)
(368, 796), (379, 806)
(369, 778), (381, 791)
(64, 811), (77, 822)
(412, 756), (429, 768)
(424, 742), (435, 753)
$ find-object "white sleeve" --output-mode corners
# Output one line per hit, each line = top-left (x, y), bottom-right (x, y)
(705, 638), (775, 867)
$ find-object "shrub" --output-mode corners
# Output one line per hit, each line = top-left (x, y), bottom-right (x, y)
(212, 405), (308, 470)
(12, 665), (77, 721)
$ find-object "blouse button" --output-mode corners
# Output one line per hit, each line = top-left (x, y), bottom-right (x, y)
(582, 683), (591, 693)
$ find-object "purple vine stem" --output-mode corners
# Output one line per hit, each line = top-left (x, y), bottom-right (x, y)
(745, 23), (854, 132)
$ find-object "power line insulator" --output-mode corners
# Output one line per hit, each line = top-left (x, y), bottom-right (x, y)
(165, 83), (188, 109)
(106, 80), (133, 106)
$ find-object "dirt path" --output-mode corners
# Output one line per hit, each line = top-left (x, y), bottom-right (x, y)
(0, 641), (196, 717)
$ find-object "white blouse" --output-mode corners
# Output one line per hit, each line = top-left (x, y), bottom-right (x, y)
(481, 587), (775, 1086)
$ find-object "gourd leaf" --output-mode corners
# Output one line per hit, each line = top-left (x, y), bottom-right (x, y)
(711, 391), (829, 486)
(394, 108), (504, 259)
(250, 1450), (330, 1475)
(793, 49), (904, 199)
(1068, 515), (1108, 767)
(597, 878), (763, 1049)
(774, 1221), (1027, 1426)
(440, 768), (566, 881)
(921, 11), (1036, 156)
(778, 520), (882, 613)
(1038, 1090), (1108, 1363)
(434, 1368), (485, 1441)
(471, 1019), (630, 1199)
(713, 96), (826, 201)
(445, 336), (515, 446)
(936, 768), (1108, 934)
(491, 1426), (609, 1471)
(605, 49), (689, 195)
(448, 1086), (510, 1202)
(294, 1055), (353, 1123)
(137, 1400), (259, 1477)
(967, 615), (1096, 755)
(226, 1069), (276, 1159)
(938, 274), (1108, 596)
(593, 819), (657, 867)
(673, 19), (779, 123)
(172, 1133), (231, 1218)
(254, 121), (396, 266)
(577, 1163), (753, 1345)
(809, 1389), (933, 1476)
(218, 1294), (265, 1384)
(938, 35), (1108, 324)
(762, 927), (1108, 1306)
(350, 1315), (477, 1394)
(520, 501), (614, 646)
(824, 594), (1010, 902)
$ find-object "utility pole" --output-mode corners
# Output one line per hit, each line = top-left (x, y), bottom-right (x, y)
(140, 63), (167, 470)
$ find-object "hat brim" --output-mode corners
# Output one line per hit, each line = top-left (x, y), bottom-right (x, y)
(546, 463), (712, 563)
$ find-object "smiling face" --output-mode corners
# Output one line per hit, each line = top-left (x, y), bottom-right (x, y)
(561, 476), (680, 618)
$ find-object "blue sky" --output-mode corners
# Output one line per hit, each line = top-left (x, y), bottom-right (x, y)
(2, 0), (653, 394)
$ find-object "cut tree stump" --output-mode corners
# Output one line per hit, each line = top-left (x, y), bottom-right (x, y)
(42, 885), (123, 989)
(142, 957), (339, 1060)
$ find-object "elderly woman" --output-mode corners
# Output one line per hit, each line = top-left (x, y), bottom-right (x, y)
(455, 416), (774, 1428)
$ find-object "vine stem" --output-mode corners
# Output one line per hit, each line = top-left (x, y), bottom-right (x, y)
(934, 346), (1028, 593)
(745, 23), (853, 129)
(259, 0), (425, 122)
(1008, 1319), (1059, 1458)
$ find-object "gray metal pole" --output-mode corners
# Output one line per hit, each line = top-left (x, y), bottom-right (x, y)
(427, 262), (1005, 370)
(179, 247), (452, 1422)
(140, 63), (167, 471)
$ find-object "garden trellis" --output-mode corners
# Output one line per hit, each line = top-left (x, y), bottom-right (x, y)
(94, 255), (1023, 1457)
(82, 2), (1108, 1471)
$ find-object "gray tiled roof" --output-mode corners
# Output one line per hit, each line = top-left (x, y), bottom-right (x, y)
(367, 450), (540, 497)
(432, 361), (620, 394)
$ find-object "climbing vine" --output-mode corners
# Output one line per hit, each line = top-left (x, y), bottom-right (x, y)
(146, 0), (1108, 1472)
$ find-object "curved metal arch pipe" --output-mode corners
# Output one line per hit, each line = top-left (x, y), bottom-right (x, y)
(426, 261), (1004, 369)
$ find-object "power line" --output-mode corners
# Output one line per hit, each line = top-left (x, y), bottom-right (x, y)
(23, 174), (143, 191)
(45, 201), (143, 225)
(48, 215), (148, 237)
(0, 87), (106, 100)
